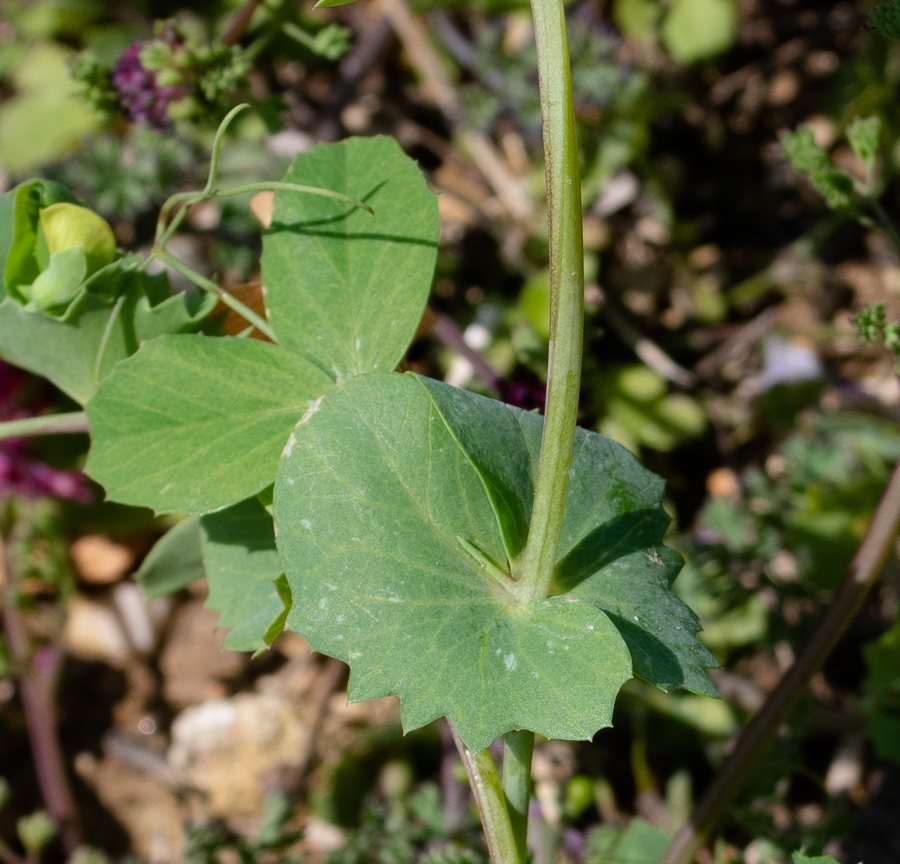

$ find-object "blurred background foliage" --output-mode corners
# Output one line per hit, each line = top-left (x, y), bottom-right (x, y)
(3, 0), (900, 861)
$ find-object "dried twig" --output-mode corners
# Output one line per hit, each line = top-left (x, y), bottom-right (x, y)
(222, 0), (265, 46)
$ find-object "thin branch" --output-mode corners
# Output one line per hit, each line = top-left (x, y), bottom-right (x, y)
(222, 0), (265, 46)
(0, 413), (88, 443)
(0, 529), (82, 855)
(662, 455), (900, 864)
(430, 311), (502, 393)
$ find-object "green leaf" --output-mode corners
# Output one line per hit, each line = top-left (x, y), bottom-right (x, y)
(513, 406), (718, 696)
(870, 0), (900, 40)
(862, 614), (900, 763)
(791, 855), (841, 864)
(780, 126), (855, 213)
(314, 0), (361, 9)
(86, 335), (333, 515)
(0, 191), (15, 294)
(0, 286), (138, 405)
(847, 115), (881, 179)
(276, 372), (675, 751)
(136, 517), (205, 602)
(613, 0), (661, 40)
(201, 497), (287, 652)
(587, 819), (670, 863)
(263, 137), (439, 379)
(660, 0), (736, 64)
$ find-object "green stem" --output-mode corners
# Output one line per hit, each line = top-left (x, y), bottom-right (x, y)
(449, 723), (521, 864)
(152, 248), (278, 342)
(502, 731), (534, 861)
(211, 181), (374, 214)
(516, 0), (584, 605)
(0, 412), (88, 442)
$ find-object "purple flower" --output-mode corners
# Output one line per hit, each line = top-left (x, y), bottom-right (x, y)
(111, 42), (183, 131)
(0, 362), (91, 503)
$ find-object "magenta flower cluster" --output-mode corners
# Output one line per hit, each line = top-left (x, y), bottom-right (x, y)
(0, 363), (91, 502)
(111, 42), (183, 132)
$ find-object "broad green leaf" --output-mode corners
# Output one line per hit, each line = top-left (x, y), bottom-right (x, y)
(87, 335), (333, 515)
(660, 0), (736, 64)
(263, 136), (439, 379)
(513, 409), (718, 696)
(136, 517), (205, 601)
(133, 286), (218, 342)
(275, 372), (633, 752)
(201, 497), (287, 652)
(792, 855), (841, 864)
(0, 287), (139, 404)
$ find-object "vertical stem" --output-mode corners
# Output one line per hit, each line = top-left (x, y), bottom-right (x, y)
(502, 731), (534, 861)
(516, 0), (584, 606)
(449, 723), (522, 864)
(662, 456), (900, 864)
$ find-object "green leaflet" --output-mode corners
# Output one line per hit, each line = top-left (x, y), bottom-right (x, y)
(509, 406), (719, 696)
(136, 517), (205, 601)
(201, 497), (287, 652)
(275, 373), (716, 751)
(86, 335), (333, 514)
(263, 136), (439, 380)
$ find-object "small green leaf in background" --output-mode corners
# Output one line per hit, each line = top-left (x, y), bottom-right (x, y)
(263, 136), (439, 380)
(870, 0), (900, 40)
(585, 818), (670, 863)
(862, 614), (900, 763)
(613, 0), (662, 40)
(17, 811), (57, 854)
(201, 497), (286, 652)
(136, 517), (205, 602)
(86, 335), (333, 515)
(0, 44), (100, 174)
(660, 0), (737, 64)
(791, 854), (842, 864)
(780, 126), (855, 212)
(847, 115), (881, 180)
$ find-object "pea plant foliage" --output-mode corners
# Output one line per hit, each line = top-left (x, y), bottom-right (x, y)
(0, 126), (716, 755)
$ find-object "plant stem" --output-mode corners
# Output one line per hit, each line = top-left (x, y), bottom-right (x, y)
(502, 731), (534, 861)
(152, 248), (278, 342)
(0, 413), (88, 443)
(516, 0), (584, 606)
(449, 723), (521, 864)
(662, 455), (900, 864)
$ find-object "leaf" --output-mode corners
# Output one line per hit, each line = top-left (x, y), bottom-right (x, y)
(512, 406), (719, 696)
(263, 137), (439, 380)
(791, 855), (841, 864)
(587, 819), (670, 864)
(613, 0), (661, 40)
(660, 0), (737, 64)
(847, 115), (881, 179)
(870, 0), (900, 40)
(314, 0), (362, 9)
(136, 517), (205, 601)
(86, 334), (333, 515)
(780, 126), (855, 213)
(862, 615), (900, 764)
(275, 372), (639, 752)
(201, 497), (287, 652)
(0, 287), (139, 405)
